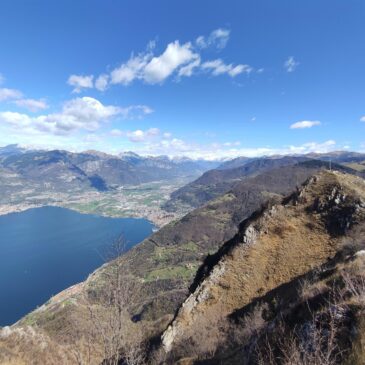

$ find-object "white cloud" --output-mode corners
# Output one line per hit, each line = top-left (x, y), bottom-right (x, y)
(0, 97), (121, 136)
(119, 105), (154, 119)
(110, 129), (124, 137)
(110, 53), (151, 85)
(178, 57), (201, 77)
(196, 28), (230, 50)
(82, 29), (254, 89)
(0, 82), (47, 112)
(360, 116), (365, 122)
(14, 98), (48, 112)
(67, 74), (94, 93)
(284, 56), (299, 72)
(95, 74), (109, 91)
(110, 41), (200, 85)
(137, 139), (338, 160)
(0, 88), (23, 101)
(143, 41), (199, 84)
(290, 120), (321, 129)
(127, 128), (160, 142)
(223, 141), (241, 147)
(201, 59), (252, 77)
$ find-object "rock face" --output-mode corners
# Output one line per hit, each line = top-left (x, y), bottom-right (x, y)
(161, 171), (365, 358)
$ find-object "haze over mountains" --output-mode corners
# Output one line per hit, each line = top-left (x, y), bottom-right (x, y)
(0, 144), (220, 192)
(1, 144), (365, 196)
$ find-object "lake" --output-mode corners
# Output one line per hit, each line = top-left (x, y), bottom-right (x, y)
(0, 206), (154, 326)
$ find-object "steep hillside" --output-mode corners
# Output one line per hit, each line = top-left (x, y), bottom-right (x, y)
(161, 171), (365, 363)
(1, 170), (365, 365)
(0, 165), (350, 364)
(0, 164), (325, 364)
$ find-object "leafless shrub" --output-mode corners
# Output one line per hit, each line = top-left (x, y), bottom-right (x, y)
(342, 271), (365, 305)
(70, 236), (146, 365)
(256, 289), (348, 365)
(233, 303), (268, 345)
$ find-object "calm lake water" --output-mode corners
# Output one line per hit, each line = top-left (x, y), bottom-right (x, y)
(0, 206), (154, 326)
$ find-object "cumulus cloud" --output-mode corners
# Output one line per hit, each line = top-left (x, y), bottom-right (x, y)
(360, 116), (365, 122)
(201, 59), (252, 77)
(196, 28), (230, 50)
(284, 56), (299, 72)
(67, 74), (94, 93)
(0, 97), (122, 136)
(143, 41), (199, 84)
(110, 41), (199, 86)
(14, 98), (48, 112)
(290, 120), (321, 129)
(0, 88), (23, 101)
(93, 29), (252, 89)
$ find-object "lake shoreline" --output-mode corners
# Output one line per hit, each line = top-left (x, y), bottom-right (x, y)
(0, 207), (154, 326)
(0, 201), (181, 228)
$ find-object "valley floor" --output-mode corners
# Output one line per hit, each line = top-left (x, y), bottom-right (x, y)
(0, 179), (190, 227)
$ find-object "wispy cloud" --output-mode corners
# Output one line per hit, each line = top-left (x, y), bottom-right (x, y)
(360, 116), (365, 122)
(0, 88), (23, 101)
(284, 56), (299, 72)
(0, 84), (47, 112)
(67, 74), (94, 93)
(133, 138), (338, 160)
(290, 120), (321, 129)
(110, 127), (161, 142)
(14, 98), (48, 112)
(201, 59), (252, 77)
(196, 28), (230, 50)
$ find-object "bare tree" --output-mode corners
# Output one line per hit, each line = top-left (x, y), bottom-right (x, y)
(70, 236), (146, 365)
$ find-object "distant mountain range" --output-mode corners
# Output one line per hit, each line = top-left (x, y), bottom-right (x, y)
(1, 145), (365, 214)
(0, 145), (220, 193)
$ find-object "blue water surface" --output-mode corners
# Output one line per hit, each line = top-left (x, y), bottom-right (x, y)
(0, 206), (153, 325)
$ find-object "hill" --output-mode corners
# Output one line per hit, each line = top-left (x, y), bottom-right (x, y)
(161, 171), (365, 363)
(163, 156), (363, 212)
(2, 166), (365, 364)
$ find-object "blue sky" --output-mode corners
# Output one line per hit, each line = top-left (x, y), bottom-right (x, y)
(0, 0), (364, 159)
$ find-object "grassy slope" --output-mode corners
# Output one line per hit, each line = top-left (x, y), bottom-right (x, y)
(161, 171), (365, 362)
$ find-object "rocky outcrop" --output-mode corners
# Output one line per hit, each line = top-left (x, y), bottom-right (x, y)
(161, 171), (365, 358)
